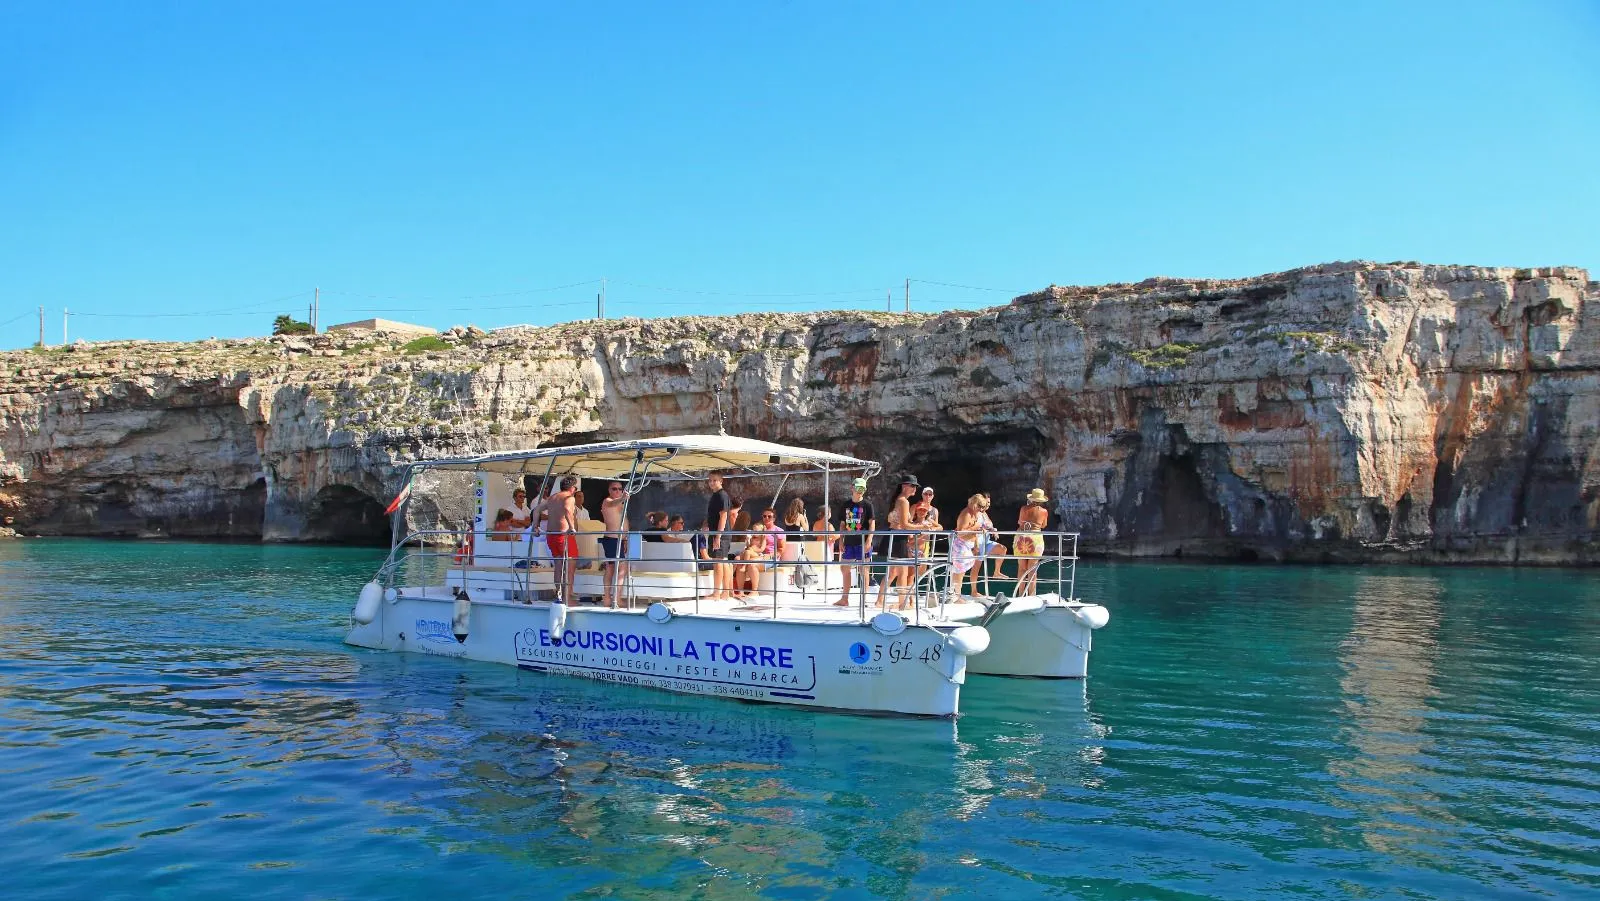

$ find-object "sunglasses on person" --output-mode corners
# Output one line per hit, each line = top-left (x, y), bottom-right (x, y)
(608, 485), (623, 492)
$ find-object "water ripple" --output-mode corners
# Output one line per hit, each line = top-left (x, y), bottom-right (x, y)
(0, 543), (1596, 898)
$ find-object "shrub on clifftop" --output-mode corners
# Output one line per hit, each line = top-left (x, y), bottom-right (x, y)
(402, 335), (449, 354)
(272, 315), (314, 336)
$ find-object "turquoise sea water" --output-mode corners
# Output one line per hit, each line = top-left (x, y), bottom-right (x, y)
(0, 540), (1596, 900)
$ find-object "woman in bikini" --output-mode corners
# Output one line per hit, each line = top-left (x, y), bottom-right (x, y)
(1013, 488), (1050, 596)
(877, 476), (922, 610)
(951, 495), (985, 598)
(977, 492), (1009, 582)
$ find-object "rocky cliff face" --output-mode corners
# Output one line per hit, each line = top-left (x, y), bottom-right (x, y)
(2, 261), (1596, 562)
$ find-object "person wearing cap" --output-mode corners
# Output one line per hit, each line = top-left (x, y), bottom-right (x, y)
(877, 474), (922, 611)
(1014, 488), (1050, 596)
(917, 486), (940, 531)
(832, 477), (875, 606)
(909, 485), (938, 585)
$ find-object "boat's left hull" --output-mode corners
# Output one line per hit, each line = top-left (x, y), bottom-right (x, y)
(346, 592), (977, 716)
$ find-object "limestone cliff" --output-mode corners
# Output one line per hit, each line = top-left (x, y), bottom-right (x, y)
(2, 261), (1595, 562)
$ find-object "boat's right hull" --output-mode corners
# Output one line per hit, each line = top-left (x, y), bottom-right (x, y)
(963, 599), (1106, 678)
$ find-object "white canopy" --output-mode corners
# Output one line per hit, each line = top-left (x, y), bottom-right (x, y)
(408, 434), (880, 482)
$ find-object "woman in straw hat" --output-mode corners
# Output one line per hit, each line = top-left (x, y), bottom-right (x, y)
(1014, 488), (1050, 596)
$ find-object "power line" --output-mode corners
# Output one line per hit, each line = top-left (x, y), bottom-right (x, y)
(321, 279), (602, 302)
(339, 299), (597, 314)
(608, 294), (886, 309)
(610, 279), (886, 298)
(74, 309), (297, 319)
(8, 277), (1021, 343)
(72, 289), (313, 319)
(909, 278), (1026, 294)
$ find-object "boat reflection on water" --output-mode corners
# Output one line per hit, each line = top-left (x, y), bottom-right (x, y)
(359, 654), (1107, 895)
(946, 679), (1112, 821)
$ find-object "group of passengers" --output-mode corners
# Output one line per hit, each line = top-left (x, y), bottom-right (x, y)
(488, 486), (591, 538)
(479, 470), (1055, 610)
(701, 472), (1055, 608)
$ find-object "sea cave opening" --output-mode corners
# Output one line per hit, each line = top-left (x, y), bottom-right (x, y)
(305, 485), (390, 545)
(898, 429), (1046, 527)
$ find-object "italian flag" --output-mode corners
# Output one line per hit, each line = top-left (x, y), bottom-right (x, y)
(383, 478), (412, 516)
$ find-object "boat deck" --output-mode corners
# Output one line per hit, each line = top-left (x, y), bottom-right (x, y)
(389, 585), (1053, 626)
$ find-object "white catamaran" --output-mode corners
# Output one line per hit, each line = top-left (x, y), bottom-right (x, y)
(345, 435), (1109, 717)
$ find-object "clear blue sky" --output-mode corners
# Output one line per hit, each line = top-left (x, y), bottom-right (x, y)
(2, 1), (1596, 347)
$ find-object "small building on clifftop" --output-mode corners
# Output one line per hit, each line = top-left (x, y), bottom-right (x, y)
(327, 318), (437, 336)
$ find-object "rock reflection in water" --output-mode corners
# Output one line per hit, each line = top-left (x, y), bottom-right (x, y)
(1330, 573), (1446, 857)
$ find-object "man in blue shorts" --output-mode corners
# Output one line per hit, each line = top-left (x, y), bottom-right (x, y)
(833, 477), (875, 606)
(599, 481), (629, 608)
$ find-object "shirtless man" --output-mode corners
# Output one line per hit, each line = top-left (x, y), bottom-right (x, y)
(599, 480), (629, 608)
(540, 475), (581, 603)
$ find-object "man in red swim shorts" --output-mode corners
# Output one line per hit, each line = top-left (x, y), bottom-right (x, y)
(539, 474), (581, 602)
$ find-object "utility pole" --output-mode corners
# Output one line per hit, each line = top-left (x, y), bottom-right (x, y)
(598, 277), (606, 320)
(886, 289), (892, 313)
(905, 278), (910, 313)
(37, 306), (44, 347)
(313, 287), (320, 332)
(63, 307), (69, 344)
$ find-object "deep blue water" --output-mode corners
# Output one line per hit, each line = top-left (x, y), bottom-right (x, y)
(1, 539), (1596, 900)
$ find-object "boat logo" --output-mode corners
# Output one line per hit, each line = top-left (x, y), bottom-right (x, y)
(848, 642), (871, 665)
(415, 618), (456, 644)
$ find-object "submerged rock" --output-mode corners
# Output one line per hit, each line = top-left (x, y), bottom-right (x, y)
(1, 260), (1596, 562)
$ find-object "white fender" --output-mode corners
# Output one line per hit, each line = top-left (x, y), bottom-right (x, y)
(1070, 604), (1111, 630)
(452, 593), (471, 642)
(870, 612), (906, 636)
(947, 625), (991, 656)
(353, 580), (383, 624)
(548, 601), (568, 642)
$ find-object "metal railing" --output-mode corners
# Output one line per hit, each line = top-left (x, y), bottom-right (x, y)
(369, 525), (1081, 625)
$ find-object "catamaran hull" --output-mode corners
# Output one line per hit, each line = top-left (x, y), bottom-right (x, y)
(345, 593), (978, 717)
(960, 596), (1110, 679)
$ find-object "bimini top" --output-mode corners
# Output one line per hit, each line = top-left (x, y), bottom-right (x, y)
(408, 434), (881, 482)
